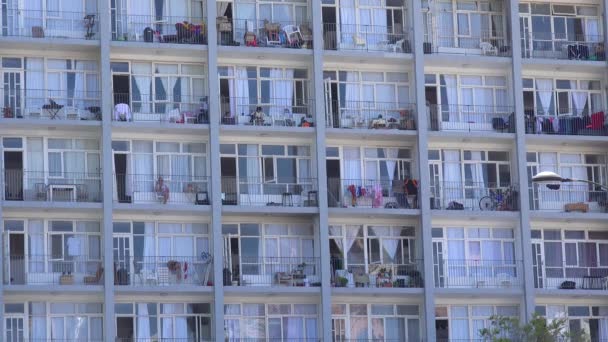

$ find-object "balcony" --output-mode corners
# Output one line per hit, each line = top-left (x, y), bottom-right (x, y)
(111, 15), (207, 45)
(524, 109), (608, 137)
(330, 259), (424, 288)
(221, 177), (318, 207)
(113, 174), (210, 205)
(521, 33), (605, 61)
(5, 255), (103, 286)
(428, 104), (514, 133)
(434, 259), (523, 289)
(218, 19), (312, 49)
(113, 256), (212, 287)
(112, 93), (209, 124)
(430, 182), (519, 211)
(219, 97), (314, 127)
(326, 101), (416, 130)
(529, 183), (607, 213)
(323, 23), (411, 53)
(423, 30), (511, 56)
(534, 260), (608, 291)
(327, 178), (419, 209)
(0, 9), (98, 40)
(3, 170), (102, 203)
(223, 256), (321, 287)
(2, 89), (101, 121)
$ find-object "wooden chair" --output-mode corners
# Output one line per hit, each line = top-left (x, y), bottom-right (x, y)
(84, 264), (104, 285)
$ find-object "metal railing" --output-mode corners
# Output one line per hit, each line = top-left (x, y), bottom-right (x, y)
(114, 255), (213, 286)
(326, 101), (416, 130)
(219, 97), (314, 127)
(524, 109), (607, 136)
(529, 183), (608, 213)
(423, 29), (511, 56)
(221, 177), (318, 207)
(534, 260), (608, 290)
(430, 181), (519, 211)
(3, 170), (102, 202)
(323, 23), (411, 53)
(115, 339), (214, 342)
(434, 259), (523, 289)
(113, 174), (210, 205)
(4, 255), (103, 285)
(112, 93), (209, 123)
(327, 178), (419, 209)
(111, 14), (206, 44)
(223, 256), (320, 287)
(521, 33), (605, 61)
(219, 19), (312, 49)
(428, 104), (515, 133)
(330, 259), (424, 288)
(0, 9), (98, 39)
(1, 88), (101, 121)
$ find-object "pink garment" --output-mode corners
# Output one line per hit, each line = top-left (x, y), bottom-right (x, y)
(372, 184), (383, 208)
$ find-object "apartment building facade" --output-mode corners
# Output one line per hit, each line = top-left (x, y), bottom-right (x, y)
(1, 0), (608, 341)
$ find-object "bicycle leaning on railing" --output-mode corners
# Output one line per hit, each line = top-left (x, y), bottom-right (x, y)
(479, 186), (516, 211)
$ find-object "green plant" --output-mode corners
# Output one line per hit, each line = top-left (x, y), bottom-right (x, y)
(479, 313), (589, 342)
(336, 276), (348, 287)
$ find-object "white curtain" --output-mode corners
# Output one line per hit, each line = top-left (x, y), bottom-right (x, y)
(134, 76), (151, 113)
(438, 11), (454, 47)
(137, 303), (151, 339)
(226, 67), (236, 117)
(339, 0), (356, 46)
(383, 239), (399, 263)
(538, 152), (558, 210)
(285, 317), (303, 340)
(344, 72), (359, 118)
(23, 0), (43, 35)
(28, 220), (45, 272)
(343, 147), (361, 182)
(270, 68), (294, 118)
(25, 58), (45, 110)
(31, 302), (47, 340)
(443, 75), (458, 122)
(572, 81), (589, 117)
(234, 67), (250, 117)
(443, 150), (462, 204)
(132, 141), (153, 192)
(536, 79), (553, 115)
(344, 226), (360, 265)
(27, 137), (44, 173)
(384, 148), (398, 189)
(51, 317), (64, 339)
(470, 151), (486, 189)
(143, 222), (155, 270)
(162, 304), (188, 339)
(129, 0), (152, 19)
(245, 145), (260, 194)
(585, 19), (600, 42)
(73, 65), (85, 108)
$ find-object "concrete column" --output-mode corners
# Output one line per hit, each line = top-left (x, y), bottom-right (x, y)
(310, 0), (331, 340)
(0, 199), (4, 334)
(508, 0), (536, 321)
(410, 0), (435, 339)
(205, 3), (224, 341)
(98, 0), (115, 340)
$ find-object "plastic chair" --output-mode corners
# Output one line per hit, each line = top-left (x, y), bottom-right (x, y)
(387, 38), (405, 52)
(282, 25), (302, 47)
(480, 42), (498, 55)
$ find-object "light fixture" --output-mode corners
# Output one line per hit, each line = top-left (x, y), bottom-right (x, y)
(531, 171), (608, 191)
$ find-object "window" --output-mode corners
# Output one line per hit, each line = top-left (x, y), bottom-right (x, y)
(436, 305), (518, 340)
(520, 3), (601, 45)
(20, 302), (104, 340)
(522, 77), (603, 116)
(46, 138), (101, 178)
(536, 304), (608, 340)
(332, 303), (419, 340)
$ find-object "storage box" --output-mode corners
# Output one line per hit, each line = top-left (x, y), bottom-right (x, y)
(564, 202), (589, 213)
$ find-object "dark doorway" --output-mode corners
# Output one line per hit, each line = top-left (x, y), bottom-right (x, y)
(116, 317), (134, 341)
(326, 159), (341, 207)
(114, 154), (131, 203)
(221, 157), (237, 205)
(4, 151), (23, 200)
(328, 83), (339, 128)
(322, 7), (337, 50)
(9, 233), (25, 284)
(113, 75), (130, 107)
(425, 86), (439, 131)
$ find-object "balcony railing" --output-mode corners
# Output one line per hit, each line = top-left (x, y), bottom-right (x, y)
(326, 101), (416, 130)
(327, 178), (419, 209)
(2, 88), (101, 121)
(219, 19), (312, 49)
(221, 177), (318, 207)
(5, 255), (103, 285)
(428, 104), (514, 133)
(223, 256), (320, 287)
(3, 170), (102, 203)
(330, 259), (424, 288)
(521, 33), (605, 61)
(220, 97), (314, 127)
(323, 23), (411, 53)
(423, 29), (511, 56)
(112, 93), (209, 124)
(534, 260), (608, 290)
(529, 183), (608, 213)
(111, 14), (206, 44)
(1, 9), (98, 40)
(114, 255), (213, 286)
(113, 174), (210, 205)
(430, 182), (519, 211)
(434, 259), (523, 289)
(524, 110), (607, 137)
(115, 339), (214, 342)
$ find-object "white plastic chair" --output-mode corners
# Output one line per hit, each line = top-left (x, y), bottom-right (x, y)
(139, 269), (158, 285)
(387, 38), (405, 52)
(282, 25), (302, 46)
(63, 106), (80, 120)
(480, 42), (498, 56)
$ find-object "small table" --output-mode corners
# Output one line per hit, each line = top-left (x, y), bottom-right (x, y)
(43, 103), (64, 119)
(49, 184), (77, 201)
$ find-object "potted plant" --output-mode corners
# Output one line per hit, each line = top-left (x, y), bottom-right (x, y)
(336, 276), (348, 287)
